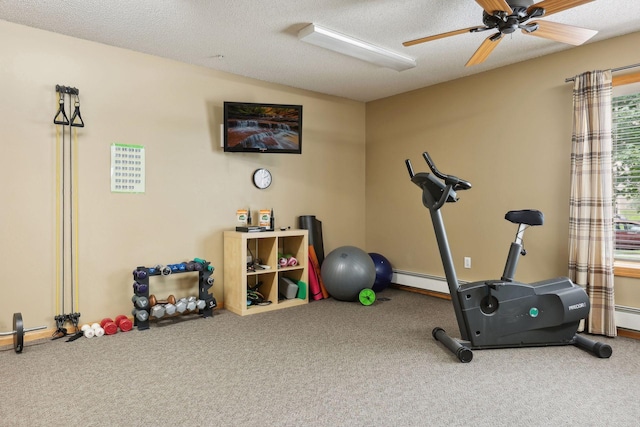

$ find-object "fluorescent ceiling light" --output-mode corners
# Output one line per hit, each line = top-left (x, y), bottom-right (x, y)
(298, 23), (416, 72)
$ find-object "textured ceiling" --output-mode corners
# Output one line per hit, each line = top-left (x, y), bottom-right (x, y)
(1, 0), (639, 102)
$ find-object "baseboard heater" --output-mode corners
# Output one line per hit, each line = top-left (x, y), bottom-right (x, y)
(392, 270), (640, 332)
(615, 305), (640, 332)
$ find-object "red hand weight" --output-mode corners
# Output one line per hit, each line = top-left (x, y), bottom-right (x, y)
(115, 315), (133, 332)
(100, 318), (118, 335)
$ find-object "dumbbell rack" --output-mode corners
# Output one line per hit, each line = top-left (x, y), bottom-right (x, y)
(132, 260), (217, 330)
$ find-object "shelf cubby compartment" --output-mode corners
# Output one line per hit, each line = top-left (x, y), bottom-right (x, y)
(223, 229), (308, 316)
(246, 271), (276, 310)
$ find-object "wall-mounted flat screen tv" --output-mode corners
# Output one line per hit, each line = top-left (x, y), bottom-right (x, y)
(223, 102), (302, 154)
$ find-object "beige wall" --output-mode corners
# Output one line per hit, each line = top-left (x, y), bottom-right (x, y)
(0, 20), (366, 330)
(1, 18), (639, 335)
(366, 31), (640, 309)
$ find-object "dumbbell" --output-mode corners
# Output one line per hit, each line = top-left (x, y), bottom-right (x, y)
(131, 295), (149, 309)
(81, 323), (105, 338)
(168, 263), (187, 273)
(92, 323), (105, 337)
(99, 316), (132, 334)
(184, 260), (204, 271)
(133, 282), (148, 295)
(175, 298), (188, 314)
(149, 295), (177, 318)
(132, 308), (149, 322)
(149, 264), (171, 275)
(194, 257), (214, 272)
(80, 324), (94, 338)
(115, 315), (133, 332)
(187, 297), (207, 311)
(148, 294), (176, 307)
(185, 296), (197, 312)
(168, 296), (203, 313)
(99, 318), (119, 335)
(132, 269), (147, 280)
(163, 302), (177, 316)
(150, 304), (165, 319)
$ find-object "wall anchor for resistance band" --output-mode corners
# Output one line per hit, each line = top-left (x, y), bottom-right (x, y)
(53, 85), (85, 127)
(55, 85), (79, 95)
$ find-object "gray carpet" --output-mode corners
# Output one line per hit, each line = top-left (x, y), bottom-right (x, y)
(1, 288), (638, 427)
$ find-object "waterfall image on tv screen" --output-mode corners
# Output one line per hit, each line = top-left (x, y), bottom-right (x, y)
(224, 102), (302, 154)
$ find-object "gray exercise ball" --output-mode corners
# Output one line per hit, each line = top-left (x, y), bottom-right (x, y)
(321, 246), (376, 301)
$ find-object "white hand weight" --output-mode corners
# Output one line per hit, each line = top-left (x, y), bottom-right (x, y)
(81, 324), (95, 338)
(92, 325), (105, 337)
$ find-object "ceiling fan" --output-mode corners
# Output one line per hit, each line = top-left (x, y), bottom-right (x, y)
(403, 0), (598, 66)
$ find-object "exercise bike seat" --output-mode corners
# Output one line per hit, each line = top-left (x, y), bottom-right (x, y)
(505, 210), (544, 226)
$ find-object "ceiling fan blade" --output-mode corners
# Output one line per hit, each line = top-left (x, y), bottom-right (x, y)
(403, 27), (485, 47)
(527, 0), (594, 17)
(466, 34), (503, 67)
(475, 0), (512, 15)
(524, 20), (597, 45)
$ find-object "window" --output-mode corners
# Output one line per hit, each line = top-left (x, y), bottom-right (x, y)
(613, 72), (640, 273)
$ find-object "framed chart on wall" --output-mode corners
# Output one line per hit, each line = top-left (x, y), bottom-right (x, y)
(110, 143), (145, 193)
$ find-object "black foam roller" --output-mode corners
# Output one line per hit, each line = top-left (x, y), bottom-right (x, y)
(299, 215), (325, 265)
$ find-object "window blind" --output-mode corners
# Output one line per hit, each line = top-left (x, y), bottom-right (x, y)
(613, 90), (640, 255)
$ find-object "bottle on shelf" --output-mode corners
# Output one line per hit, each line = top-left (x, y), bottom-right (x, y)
(270, 208), (275, 231)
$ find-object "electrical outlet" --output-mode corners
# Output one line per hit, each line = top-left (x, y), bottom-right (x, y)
(464, 257), (471, 269)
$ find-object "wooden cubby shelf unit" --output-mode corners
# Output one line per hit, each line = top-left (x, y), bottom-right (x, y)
(223, 229), (308, 316)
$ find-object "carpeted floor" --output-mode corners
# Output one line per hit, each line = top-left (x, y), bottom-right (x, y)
(1, 287), (638, 427)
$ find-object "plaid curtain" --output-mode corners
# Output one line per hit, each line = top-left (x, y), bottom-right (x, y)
(568, 70), (616, 337)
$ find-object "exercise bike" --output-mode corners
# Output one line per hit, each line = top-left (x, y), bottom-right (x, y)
(405, 152), (612, 362)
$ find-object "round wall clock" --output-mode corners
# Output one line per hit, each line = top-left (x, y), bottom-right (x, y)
(252, 168), (272, 189)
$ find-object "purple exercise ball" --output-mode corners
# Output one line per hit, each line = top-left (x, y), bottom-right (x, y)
(369, 252), (393, 292)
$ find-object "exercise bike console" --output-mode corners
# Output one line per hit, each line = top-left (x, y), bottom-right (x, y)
(406, 152), (612, 362)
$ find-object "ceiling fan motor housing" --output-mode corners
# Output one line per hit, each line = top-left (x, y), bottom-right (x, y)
(482, 0), (544, 35)
(503, 14), (522, 33)
(506, 0), (535, 8)
(483, 8), (527, 33)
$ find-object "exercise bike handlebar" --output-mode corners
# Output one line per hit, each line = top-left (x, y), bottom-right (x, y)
(405, 159), (415, 179)
(422, 152), (472, 191)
